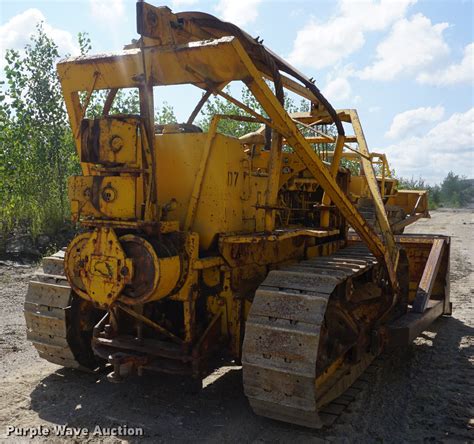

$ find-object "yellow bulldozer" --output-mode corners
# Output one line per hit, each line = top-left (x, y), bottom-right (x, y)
(274, 110), (431, 234)
(343, 150), (430, 234)
(25, 2), (450, 428)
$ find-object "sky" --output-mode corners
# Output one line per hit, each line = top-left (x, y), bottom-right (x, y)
(1, 0), (473, 184)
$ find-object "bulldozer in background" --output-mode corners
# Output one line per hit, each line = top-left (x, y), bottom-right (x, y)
(25, 2), (450, 429)
(274, 111), (431, 234)
(343, 150), (430, 234)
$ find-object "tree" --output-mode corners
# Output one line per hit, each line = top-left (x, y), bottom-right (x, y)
(1, 24), (78, 240)
(439, 171), (473, 207)
(397, 176), (428, 190)
(395, 171), (474, 209)
(0, 27), (150, 248)
(156, 102), (177, 124)
(197, 86), (263, 137)
(197, 84), (310, 137)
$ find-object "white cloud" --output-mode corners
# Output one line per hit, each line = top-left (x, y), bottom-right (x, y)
(290, 9), (304, 18)
(289, 17), (364, 69)
(215, 0), (262, 27)
(0, 8), (78, 66)
(89, 0), (125, 26)
(339, 0), (416, 31)
(385, 105), (445, 139)
(384, 108), (474, 183)
(369, 106), (381, 113)
(359, 14), (449, 81)
(288, 0), (416, 69)
(322, 77), (352, 102)
(417, 42), (474, 86)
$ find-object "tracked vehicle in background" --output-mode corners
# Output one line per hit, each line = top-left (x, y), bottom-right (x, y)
(25, 2), (450, 428)
(342, 149), (430, 234)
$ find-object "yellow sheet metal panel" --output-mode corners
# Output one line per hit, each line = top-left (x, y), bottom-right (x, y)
(68, 176), (101, 221)
(155, 132), (266, 249)
(58, 50), (143, 91)
(81, 117), (139, 166)
(348, 175), (368, 201)
(57, 37), (247, 93)
(155, 132), (206, 225)
(68, 175), (138, 220)
(387, 190), (429, 215)
(98, 176), (137, 219)
(147, 39), (249, 86)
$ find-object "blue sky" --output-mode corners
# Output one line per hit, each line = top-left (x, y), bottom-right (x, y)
(1, 0), (473, 183)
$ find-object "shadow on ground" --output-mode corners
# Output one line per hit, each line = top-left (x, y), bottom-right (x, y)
(350, 315), (474, 442)
(29, 363), (322, 443)
(29, 314), (473, 443)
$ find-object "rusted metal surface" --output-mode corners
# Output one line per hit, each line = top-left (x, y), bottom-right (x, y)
(25, 251), (102, 370)
(242, 244), (381, 428)
(192, 311), (223, 373)
(221, 228), (340, 244)
(391, 212), (425, 234)
(349, 109), (399, 288)
(348, 233), (451, 314)
(118, 235), (158, 303)
(64, 228), (133, 306)
(93, 335), (189, 361)
(136, 3), (344, 134)
(107, 353), (149, 382)
(115, 302), (183, 344)
(397, 235), (450, 315)
(388, 300), (444, 347)
(80, 116), (140, 165)
(412, 238), (446, 313)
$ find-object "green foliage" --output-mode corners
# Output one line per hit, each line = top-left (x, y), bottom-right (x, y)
(397, 176), (438, 209)
(397, 176), (428, 191)
(340, 158), (360, 175)
(0, 27), (144, 249)
(1, 24), (78, 241)
(156, 101), (177, 124)
(85, 90), (175, 123)
(197, 86), (263, 137)
(439, 172), (474, 208)
(83, 89), (141, 118)
(197, 84), (310, 138)
(396, 171), (474, 209)
(78, 32), (92, 56)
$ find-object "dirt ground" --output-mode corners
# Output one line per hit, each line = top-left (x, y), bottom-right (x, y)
(0, 208), (472, 443)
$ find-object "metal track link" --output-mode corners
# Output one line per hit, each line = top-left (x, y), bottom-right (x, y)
(317, 355), (385, 426)
(242, 244), (378, 428)
(24, 250), (92, 371)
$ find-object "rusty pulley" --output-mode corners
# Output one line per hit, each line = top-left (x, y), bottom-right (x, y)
(65, 228), (182, 307)
(65, 228), (133, 306)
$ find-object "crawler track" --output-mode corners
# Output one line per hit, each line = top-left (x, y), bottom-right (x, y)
(242, 244), (380, 428)
(24, 250), (99, 371)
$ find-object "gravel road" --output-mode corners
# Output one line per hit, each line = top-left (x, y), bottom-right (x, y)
(0, 208), (472, 443)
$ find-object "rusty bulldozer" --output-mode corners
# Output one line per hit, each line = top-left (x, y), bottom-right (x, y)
(25, 2), (450, 428)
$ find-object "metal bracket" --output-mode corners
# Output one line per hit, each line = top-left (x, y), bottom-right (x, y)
(412, 238), (446, 313)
